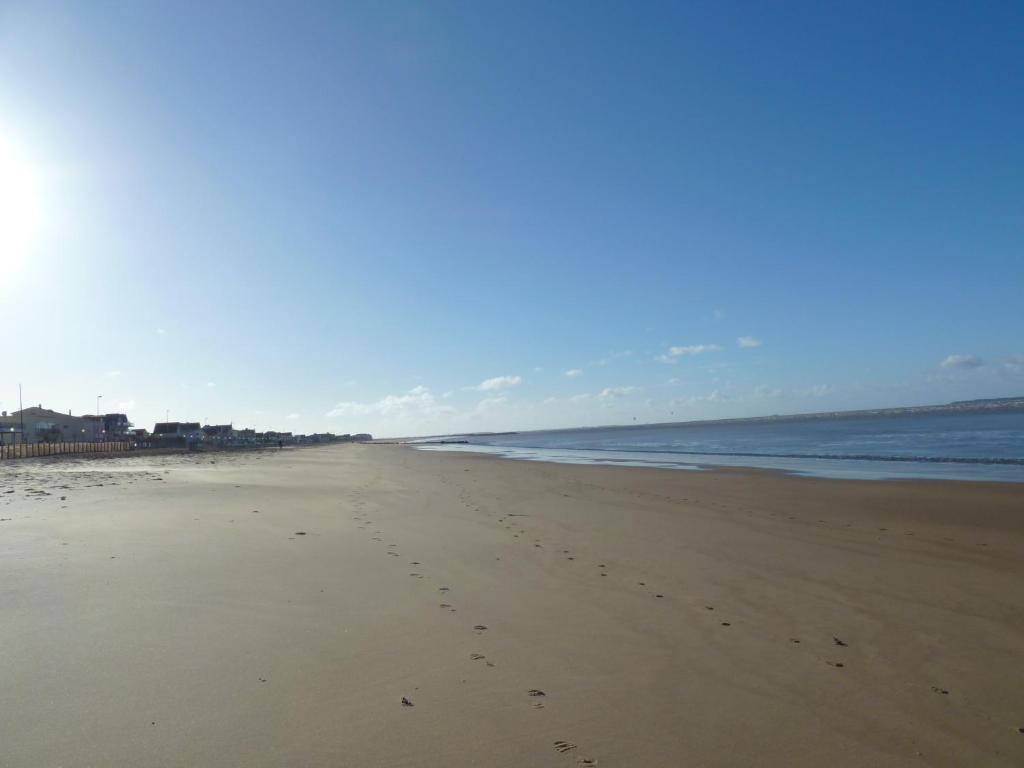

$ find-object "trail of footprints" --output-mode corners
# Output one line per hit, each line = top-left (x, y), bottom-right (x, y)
(351, 472), (1014, 762)
(352, 505), (599, 764)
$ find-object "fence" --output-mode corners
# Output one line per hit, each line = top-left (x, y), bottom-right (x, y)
(0, 440), (137, 460)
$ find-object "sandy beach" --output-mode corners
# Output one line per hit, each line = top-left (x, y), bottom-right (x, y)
(1, 444), (1022, 767)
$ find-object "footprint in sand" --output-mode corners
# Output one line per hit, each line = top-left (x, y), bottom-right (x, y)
(553, 740), (576, 753)
(473, 625), (488, 632)
(827, 661), (845, 668)
(833, 637), (848, 647)
(409, 573), (423, 578)
(528, 689), (545, 697)
(931, 686), (949, 695)
(470, 653), (486, 661)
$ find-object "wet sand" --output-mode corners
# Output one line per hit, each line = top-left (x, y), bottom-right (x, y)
(1, 444), (1022, 767)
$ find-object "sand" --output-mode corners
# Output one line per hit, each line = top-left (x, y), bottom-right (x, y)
(1, 444), (1022, 767)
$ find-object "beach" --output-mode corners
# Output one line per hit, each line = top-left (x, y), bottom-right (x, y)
(1, 444), (1022, 767)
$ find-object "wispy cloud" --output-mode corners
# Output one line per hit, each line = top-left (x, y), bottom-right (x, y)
(941, 354), (983, 369)
(591, 350), (633, 366)
(105, 370), (122, 378)
(286, 413), (300, 420)
(737, 336), (762, 349)
(564, 369), (583, 378)
(156, 328), (167, 336)
(474, 375), (522, 391)
(1003, 355), (1024, 372)
(206, 381), (215, 388)
(326, 386), (454, 419)
(656, 344), (721, 363)
(599, 386), (639, 398)
(474, 396), (508, 412)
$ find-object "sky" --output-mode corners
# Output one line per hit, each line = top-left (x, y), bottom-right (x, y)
(0, 1), (1021, 438)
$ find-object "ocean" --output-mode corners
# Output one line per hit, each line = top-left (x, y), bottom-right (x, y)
(411, 410), (1024, 482)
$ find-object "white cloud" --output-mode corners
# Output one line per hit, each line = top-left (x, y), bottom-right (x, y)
(475, 375), (522, 391)
(569, 393), (591, 402)
(286, 413), (300, 420)
(737, 336), (762, 348)
(105, 370), (122, 378)
(599, 386), (639, 398)
(564, 369), (583, 378)
(206, 381), (215, 388)
(156, 328), (167, 336)
(326, 386), (454, 420)
(941, 354), (983, 370)
(656, 344), (721, 363)
(753, 385), (783, 398)
(1003, 355), (1024, 372)
(805, 384), (833, 397)
(670, 344), (720, 356)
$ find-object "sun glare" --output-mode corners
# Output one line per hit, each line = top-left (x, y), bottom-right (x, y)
(0, 137), (42, 274)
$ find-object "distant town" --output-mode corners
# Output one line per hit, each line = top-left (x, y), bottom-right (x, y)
(0, 405), (370, 449)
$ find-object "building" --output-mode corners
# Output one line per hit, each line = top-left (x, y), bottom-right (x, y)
(202, 424), (236, 442)
(152, 422), (203, 441)
(0, 406), (105, 443)
(81, 413), (134, 440)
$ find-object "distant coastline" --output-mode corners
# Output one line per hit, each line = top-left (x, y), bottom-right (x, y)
(385, 396), (1024, 443)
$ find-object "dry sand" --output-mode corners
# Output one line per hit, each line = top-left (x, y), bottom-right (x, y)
(1, 444), (1022, 767)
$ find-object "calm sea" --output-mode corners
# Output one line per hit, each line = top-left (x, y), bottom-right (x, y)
(412, 411), (1024, 482)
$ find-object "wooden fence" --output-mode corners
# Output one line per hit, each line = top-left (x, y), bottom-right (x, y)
(0, 440), (137, 460)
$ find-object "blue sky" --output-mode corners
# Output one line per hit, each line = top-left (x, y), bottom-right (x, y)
(1, 1), (1021, 438)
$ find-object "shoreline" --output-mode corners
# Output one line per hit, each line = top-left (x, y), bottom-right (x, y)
(2, 444), (1022, 766)
(404, 442), (1024, 484)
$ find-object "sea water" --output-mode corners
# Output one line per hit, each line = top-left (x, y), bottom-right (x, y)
(412, 411), (1024, 482)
